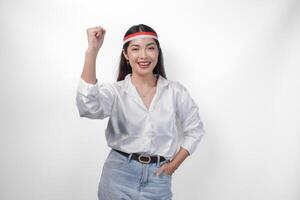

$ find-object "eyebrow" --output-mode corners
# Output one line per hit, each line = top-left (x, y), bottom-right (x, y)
(129, 42), (156, 47)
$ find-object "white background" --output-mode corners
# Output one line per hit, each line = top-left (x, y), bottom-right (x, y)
(1, 0), (300, 199)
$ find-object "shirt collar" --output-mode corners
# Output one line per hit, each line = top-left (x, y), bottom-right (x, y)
(124, 73), (169, 96)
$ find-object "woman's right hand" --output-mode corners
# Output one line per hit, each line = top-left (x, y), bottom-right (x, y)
(86, 26), (106, 53)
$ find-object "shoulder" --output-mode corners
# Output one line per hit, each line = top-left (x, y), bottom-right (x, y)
(105, 79), (127, 94)
(96, 78), (129, 93)
(167, 79), (196, 104)
(113, 79), (126, 90)
(167, 79), (188, 93)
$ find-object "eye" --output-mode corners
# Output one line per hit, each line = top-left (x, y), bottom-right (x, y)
(148, 46), (155, 50)
(131, 48), (139, 51)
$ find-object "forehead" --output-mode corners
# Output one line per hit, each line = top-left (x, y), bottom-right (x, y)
(128, 38), (157, 46)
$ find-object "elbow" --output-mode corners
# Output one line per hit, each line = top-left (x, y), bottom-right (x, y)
(78, 110), (89, 118)
(77, 106), (108, 119)
(77, 107), (91, 118)
(75, 96), (110, 119)
(77, 110), (102, 119)
(75, 99), (97, 119)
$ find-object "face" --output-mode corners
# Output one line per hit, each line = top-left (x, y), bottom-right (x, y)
(123, 38), (159, 77)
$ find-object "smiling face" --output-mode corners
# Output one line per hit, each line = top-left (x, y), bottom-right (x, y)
(123, 38), (159, 77)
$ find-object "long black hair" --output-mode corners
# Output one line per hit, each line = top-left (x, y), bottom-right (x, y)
(117, 24), (167, 81)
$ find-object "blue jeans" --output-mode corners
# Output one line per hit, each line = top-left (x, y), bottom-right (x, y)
(98, 149), (173, 200)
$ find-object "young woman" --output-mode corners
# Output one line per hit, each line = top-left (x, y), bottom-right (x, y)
(76, 24), (205, 200)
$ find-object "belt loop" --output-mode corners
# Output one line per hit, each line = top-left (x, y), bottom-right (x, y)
(127, 153), (133, 163)
(156, 155), (160, 167)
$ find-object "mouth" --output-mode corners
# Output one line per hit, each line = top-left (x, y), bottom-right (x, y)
(137, 61), (151, 68)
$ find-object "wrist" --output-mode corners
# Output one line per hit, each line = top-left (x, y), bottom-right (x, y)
(169, 160), (179, 171)
(85, 48), (99, 56)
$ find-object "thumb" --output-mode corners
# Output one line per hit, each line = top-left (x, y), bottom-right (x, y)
(97, 28), (106, 37)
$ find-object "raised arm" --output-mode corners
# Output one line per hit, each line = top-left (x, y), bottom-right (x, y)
(76, 26), (115, 119)
(81, 26), (106, 84)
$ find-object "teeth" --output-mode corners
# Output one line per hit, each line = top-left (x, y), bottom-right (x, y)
(138, 62), (150, 66)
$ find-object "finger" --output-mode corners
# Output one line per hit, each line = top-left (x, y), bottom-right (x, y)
(87, 26), (103, 34)
(87, 29), (98, 37)
(154, 169), (161, 176)
(97, 26), (104, 32)
(96, 31), (100, 37)
(96, 27), (105, 37)
(154, 166), (164, 176)
(94, 26), (102, 31)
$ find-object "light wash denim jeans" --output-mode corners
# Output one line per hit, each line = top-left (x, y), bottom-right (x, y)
(98, 149), (173, 200)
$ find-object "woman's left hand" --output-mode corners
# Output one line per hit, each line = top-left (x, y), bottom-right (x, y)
(154, 161), (177, 176)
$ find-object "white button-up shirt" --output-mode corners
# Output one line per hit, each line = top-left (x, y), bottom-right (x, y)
(76, 73), (205, 159)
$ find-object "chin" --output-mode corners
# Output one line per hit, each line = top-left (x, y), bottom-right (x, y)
(134, 69), (155, 77)
(133, 66), (155, 75)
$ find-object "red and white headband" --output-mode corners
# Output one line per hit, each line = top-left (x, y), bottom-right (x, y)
(123, 32), (158, 44)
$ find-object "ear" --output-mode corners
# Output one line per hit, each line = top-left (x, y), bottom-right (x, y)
(123, 50), (129, 60)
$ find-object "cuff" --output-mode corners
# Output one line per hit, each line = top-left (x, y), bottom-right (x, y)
(77, 77), (99, 96)
(180, 131), (204, 155)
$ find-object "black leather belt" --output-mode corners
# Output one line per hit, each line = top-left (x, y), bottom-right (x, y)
(113, 149), (166, 164)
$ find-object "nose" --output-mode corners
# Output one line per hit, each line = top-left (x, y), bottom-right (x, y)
(139, 49), (147, 59)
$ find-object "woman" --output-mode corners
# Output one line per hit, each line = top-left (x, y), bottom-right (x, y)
(76, 24), (205, 200)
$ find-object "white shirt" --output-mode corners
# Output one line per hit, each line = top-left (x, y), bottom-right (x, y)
(76, 73), (205, 159)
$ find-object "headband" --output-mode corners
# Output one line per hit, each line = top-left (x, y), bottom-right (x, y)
(123, 32), (158, 44)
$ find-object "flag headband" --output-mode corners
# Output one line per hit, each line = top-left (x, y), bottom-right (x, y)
(123, 32), (158, 44)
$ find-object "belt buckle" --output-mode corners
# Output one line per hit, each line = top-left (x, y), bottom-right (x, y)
(138, 154), (151, 164)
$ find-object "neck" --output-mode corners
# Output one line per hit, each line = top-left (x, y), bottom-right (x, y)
(131, 73), (157, 87)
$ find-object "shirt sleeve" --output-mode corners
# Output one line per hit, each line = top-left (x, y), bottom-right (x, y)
(174, 81), (205, 155)
(75, 77), (115, 119)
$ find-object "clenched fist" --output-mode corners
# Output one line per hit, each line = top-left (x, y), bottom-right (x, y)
(86, 26), (106, 53)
